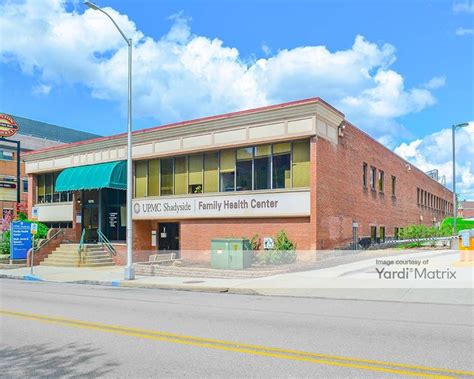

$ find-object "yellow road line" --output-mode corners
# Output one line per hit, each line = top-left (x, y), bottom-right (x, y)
(2, 309), (472, 378)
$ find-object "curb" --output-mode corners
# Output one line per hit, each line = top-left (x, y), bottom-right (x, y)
(1, 274), (471, 305)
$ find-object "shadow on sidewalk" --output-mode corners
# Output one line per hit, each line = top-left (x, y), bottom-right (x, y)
(0, 342), (119, 378)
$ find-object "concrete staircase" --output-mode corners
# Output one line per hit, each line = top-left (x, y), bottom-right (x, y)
(40, 243), (115, 267)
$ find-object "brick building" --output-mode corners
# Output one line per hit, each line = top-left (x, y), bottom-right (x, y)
(459, 201), (474, 219)
(0, 114), (99, 219)
(23, 98), (453, 263)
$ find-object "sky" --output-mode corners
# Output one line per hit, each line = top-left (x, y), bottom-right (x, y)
(0, 0), (473, 198)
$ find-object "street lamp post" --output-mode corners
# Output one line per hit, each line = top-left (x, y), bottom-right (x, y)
(85, 1), (134, 279)
(452, 122), (469, 244)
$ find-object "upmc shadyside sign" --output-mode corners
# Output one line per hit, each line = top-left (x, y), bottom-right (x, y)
(0, 114), (19, 137)
(133, 190), (310, 220)
(10, 221), (32, 260)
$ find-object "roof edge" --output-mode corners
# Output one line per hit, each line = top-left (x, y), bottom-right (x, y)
(24, 97), (344, 157)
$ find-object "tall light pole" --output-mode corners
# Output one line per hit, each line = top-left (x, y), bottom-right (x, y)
(85, 1), (134, 279)
(452, 122), (469, 243)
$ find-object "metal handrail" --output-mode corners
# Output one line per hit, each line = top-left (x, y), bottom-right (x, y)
(37, 228), (64, 250)
(97, 229), (117, 256)
(78, 228), (85, 257)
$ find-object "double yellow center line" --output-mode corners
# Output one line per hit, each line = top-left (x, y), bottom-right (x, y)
(1, 309), (472, 378)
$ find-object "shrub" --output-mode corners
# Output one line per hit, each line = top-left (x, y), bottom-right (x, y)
(257, 230), (297, 265)
(250, 234), (261, 251)
(0, 231), (10, 255)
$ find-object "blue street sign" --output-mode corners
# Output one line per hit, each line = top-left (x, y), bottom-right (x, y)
(10, 221), (32, 260)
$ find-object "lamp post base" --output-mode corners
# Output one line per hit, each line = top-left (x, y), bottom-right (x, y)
(124, 266), (135, 280)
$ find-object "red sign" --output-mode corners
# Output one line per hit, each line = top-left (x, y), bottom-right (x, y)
(0, 114), (19, 137)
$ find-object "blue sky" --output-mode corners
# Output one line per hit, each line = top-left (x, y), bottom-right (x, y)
(0, 0), (473, 196)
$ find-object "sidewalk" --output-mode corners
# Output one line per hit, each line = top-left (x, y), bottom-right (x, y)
(1, 249), (472, 305)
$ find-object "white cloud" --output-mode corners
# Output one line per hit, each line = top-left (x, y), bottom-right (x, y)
(261, 43), (272, 56)
(32, 83), (52, 95)
(453, 1), (474, 13)
(394, 122), (474, 197)
(455, 27), (474, 35)
(0, 0), (445, 140)
(423, 76), (446, 89)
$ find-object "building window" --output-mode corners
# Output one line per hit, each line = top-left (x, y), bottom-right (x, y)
(22, 179), (28, 193)
(391, 176), (396, 196)
(2, 208), (13, 218)
(132, 140), (310, 197)
(272, 142), (291, 189)
(174, 156), (188, 195)
(148, 159), (160, 196)
(36, 172), (72, 204)
(0, 150), (14, 161)
(292, 141), (310, 188)
(204, 152), (218, 193)
(160, 158), (174, 195)
(188, 154), (203, 194)
(254, 145), (271, 190)
(370, 226), (377, 242)
(44, 173), (52, 202)
(370, 166), (376, 191)
(135, 160), (148, 198)
(362, 163), (368, 188)
(378, 170), (384, 193)
(236, 148), (253, 191)
(380, 226), (385, 243)
(220, 150), (236, 192)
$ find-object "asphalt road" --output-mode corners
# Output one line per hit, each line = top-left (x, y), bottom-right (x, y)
(1, 279), (473, 378)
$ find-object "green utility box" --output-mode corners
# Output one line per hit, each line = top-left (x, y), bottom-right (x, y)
(210, 238), (252, 269)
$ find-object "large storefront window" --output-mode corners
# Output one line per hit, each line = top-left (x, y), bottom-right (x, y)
(188, 154), (203, 193)
(254, 145), (271, 190)
(37, 172), (73, 203)
(292, 141), (310, 188)
(160, 158), (174, 195)
(236, 148), (252, 191)
(174, 156), (187, 195)
(272, 143), (291, 189)
(204, 152), (218, 193)
(133, 139), (310, 197)
(148, 159), (160, 196)
(220, 150), (235, 192)
(135, 160), (147, 198)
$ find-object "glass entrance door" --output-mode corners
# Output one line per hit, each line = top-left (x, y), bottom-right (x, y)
(157, 223), (180, 256)
(83, 206), (99, 242)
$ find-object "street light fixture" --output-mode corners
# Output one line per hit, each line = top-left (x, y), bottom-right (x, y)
(85, 1), (134, 280)
(452, 122), (469, 243)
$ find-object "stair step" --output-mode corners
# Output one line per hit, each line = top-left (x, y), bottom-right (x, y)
(41, 261), (115, 267)
(40, 242), (116, 268)
(52, 251), (108, 257)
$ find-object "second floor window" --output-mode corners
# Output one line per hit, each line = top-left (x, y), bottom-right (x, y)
(370, 166), (376, 190)
(378, 170), (384, 192)
(362, 163), (368, 188)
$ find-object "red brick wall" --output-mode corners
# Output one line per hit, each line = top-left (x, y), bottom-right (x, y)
(315, 123), (453, 249)
(179, 217), (311, 261)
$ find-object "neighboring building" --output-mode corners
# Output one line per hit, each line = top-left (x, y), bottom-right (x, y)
(0, 114), (100, 218)
(459, 200), (474, 219)
(23, 98), (453, 264)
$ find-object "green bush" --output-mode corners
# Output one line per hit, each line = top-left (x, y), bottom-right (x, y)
(0, 231), (10, 255)
(257, 230), (297, 265)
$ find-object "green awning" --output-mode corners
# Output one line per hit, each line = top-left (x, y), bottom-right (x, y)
(55, 161), (127, 192)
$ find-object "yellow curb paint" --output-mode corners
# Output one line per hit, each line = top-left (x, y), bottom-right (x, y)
(2, 309), (472, 378)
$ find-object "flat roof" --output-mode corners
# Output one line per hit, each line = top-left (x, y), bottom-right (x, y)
(24, 97), (343, 157)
